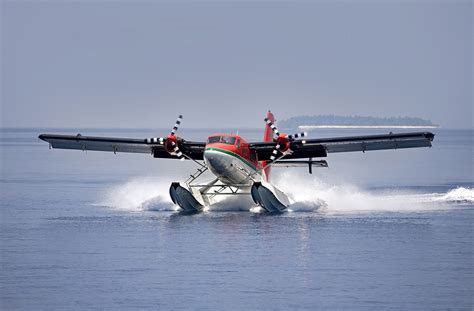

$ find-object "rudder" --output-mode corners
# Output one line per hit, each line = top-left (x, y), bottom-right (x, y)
(262, 111), (276, 180)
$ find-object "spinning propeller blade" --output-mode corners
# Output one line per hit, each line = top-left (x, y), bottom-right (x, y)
(264, 118), (308, 162)
(264, 117), (280, 137)
(171, 115), (183, 136)
(269, 143), (281, 161)
(170, 140), (185, 160)
(288, 132), (307, 140)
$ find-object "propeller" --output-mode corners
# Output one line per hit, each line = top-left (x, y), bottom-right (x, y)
(146, 115), (185, 160)
(264, 117), (307, 162)
(170, 115), (182, 136)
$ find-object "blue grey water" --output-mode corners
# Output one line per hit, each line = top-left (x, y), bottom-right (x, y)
(1, 128), (472, 310)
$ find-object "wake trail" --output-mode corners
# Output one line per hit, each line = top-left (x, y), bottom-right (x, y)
(274, 172), (473, 214)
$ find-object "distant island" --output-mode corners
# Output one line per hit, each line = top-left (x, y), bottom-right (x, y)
(278, 115), (438, 130)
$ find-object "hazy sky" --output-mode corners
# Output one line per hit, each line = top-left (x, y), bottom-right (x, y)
(1, 0), (472, 129)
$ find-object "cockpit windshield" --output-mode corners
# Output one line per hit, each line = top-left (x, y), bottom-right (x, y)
(207, 136), (236, 145)
(221, 136), (236, 145)
(207, 136), (221, 144)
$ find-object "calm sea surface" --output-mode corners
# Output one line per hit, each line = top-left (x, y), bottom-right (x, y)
(1, 128), (473, 310)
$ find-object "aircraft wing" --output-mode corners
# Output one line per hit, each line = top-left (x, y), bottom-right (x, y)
(38, 134), (206, 160)
(250, 132), (435, 160)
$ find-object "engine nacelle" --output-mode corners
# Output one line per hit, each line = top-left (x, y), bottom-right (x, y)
(276, 134), (290, 152)
(164, 135), (178, 154)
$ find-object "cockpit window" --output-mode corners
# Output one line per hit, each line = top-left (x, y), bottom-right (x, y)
(207, 136), (221, 144)
(221, 136), (236, 145)
(207, 136), (237, 145)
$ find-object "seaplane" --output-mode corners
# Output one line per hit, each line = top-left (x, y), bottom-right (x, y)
(39, 111), (435, 213)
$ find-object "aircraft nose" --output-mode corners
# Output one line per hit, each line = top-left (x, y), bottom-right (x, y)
(204, 149), (230, 174)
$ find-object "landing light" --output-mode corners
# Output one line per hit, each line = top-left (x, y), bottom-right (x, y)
(302, 140), (306, 144)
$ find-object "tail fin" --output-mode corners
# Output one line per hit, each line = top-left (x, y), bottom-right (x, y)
(262, 111), (276, 180)
(264, 110), (275, 143)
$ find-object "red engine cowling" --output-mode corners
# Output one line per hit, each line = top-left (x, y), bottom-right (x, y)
(276, 134), (290, 152)
(164, 135), (178, 154)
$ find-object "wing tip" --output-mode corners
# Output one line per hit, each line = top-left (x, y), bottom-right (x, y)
(425, 132), (435, 141)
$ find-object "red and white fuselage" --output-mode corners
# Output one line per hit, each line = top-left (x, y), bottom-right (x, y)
(203, 134), (266, 185)
(203, 110), (278, 185)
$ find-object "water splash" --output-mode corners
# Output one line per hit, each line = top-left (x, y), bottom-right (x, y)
(273, 172), (473, 214)
(96, 177), (256, 212)
(96, 177), (177, 212)
(431, 187), (474, 204)
(96, 175), (472, 214)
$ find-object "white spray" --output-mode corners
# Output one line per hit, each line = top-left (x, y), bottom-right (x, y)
(96, 174), (473, 213)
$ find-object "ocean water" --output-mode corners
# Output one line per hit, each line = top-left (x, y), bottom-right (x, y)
(1, 128), (472, 310)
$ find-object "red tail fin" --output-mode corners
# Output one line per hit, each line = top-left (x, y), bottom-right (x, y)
(264, 110), (275, 143)
(262, 111), (275, 180)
